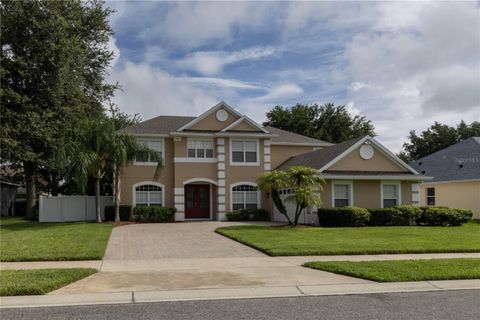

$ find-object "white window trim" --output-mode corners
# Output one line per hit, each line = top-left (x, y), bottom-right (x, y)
(380, 181), (402, 208)
(186, 138), (215, 159)
(229, 138), (260, 166)
(132, 181), (165, 207)
(230, 181), (261, 211)
(331, 180), (353, 208)
(425, 187), (436, 206)
(133, 138), (165, 166)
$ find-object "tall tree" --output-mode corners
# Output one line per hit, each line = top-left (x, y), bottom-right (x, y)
(0, 0), (116, 218)
(263, 103), (375, 143)
(402, 121), (480, 161)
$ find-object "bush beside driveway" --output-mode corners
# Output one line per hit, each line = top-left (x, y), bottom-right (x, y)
(215, 221), (480, 256)
(0, 217), (112, 262)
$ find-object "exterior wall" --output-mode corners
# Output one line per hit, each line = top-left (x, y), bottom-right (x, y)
(189, 108), (239, 131)
(270, 145), (317, 169)
(329, 145), (407, 172)
(418, 181), (480, 219)
(121, 138), (175, 207)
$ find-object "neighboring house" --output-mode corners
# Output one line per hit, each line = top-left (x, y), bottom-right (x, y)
(120, 101), (427, 222)
(0, 180), (21, 216)
(410, 137), (480, 219)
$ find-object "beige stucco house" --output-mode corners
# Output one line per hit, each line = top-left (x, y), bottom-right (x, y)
(411, 137), (480, 219)
(120, 101), (427, 222)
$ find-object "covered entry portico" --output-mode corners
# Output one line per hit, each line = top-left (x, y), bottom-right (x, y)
(181, 178), (218, 220)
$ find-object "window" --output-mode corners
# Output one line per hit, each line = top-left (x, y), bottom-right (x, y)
(426, 187), (435, 206)
(231, 140), (257, 164)
(333, 183), (351, 207)
(382, 183), (400, 208)
(187, 139), (214, 158)
(135, 184), (162, 206)
(232, 184), (258, 210)
(135, 139), (163, 164)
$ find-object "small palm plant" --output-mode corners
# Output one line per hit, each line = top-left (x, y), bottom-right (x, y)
(257, 170), (291, 224)
(285, 166), (324, 226)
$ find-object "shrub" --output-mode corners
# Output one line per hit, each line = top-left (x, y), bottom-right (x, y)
(317, 207), (370, 227)
(132, 206), (176, 222)
(368, 206), (422, 226)
(394, 205), (423, 225)
(225, 209), (271, 221)
(422, 207), (473, 226)
(104, 205), (132, 222)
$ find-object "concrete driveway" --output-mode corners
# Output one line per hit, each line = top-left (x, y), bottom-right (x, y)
(52, 222), (369, 294)
(104, 222), (264, 260)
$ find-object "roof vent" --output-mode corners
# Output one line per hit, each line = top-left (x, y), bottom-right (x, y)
(421, 171), (426, 174)
(459, 164), (464, 168)
(418, 162), (422, 166)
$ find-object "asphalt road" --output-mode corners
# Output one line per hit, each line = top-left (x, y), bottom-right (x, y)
(2, 290), (479, 320)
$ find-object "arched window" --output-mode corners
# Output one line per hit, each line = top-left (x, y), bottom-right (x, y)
(231, 184), (258, 210)
(135, 184), (163, 206)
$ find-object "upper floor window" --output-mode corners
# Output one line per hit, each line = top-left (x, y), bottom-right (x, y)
(333, 183), (351, 207)
(426, 187), (435, 206)
(135, 184), (163, 206)
(231, 140), (257, 164)
(134, 139), (163, 164)
(382, 182), (400, 208)
(232, 184), (258, 210)
(187, 139), (214, 158)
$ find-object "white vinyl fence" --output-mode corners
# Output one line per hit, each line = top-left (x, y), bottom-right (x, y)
(39, 195), (113, 222)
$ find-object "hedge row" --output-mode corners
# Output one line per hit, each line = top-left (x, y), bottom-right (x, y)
(225, 209), (270, 221)
(318, 206), (472, 227)
(132, 206), (176, 222)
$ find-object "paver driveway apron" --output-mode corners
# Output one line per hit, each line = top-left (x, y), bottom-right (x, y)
(104, 222), (263, 260)
(51, 222), (369, 294)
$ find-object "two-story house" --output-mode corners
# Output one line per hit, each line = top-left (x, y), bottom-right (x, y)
(120, 102), (426, 222)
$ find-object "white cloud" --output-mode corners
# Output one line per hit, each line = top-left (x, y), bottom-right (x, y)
(183, 77), (265, 91)
(109, 62), (217, 119)
(251, 84), (304, 103)
(106, 36), (120, 68)
(177, 46), (276, 76)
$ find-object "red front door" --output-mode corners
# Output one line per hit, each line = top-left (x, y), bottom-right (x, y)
(185, 185), (210, 219)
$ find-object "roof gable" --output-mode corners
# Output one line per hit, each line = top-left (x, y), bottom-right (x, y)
(221, 117), (264, 133)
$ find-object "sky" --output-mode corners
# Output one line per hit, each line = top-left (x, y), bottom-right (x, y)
(106, 1), (480, 151)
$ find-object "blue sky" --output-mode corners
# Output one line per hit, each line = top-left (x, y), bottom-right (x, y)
(106, 1), (480, 151)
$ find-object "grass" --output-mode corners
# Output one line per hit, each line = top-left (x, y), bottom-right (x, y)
(215, 221), (480, 256)
(0, 268), (97, 296)
(303, 258), (480, 282)
(0, 217), (113, 262)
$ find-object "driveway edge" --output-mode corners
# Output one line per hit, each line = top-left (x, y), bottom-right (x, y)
(1, 280), (479, 309)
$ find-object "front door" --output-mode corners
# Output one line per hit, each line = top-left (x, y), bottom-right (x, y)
(185, 185), (210, 219)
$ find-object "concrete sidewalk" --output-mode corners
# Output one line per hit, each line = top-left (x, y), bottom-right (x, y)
(1, 279), (479, 309)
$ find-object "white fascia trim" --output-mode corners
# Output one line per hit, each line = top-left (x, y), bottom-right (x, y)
(170, 132), (214, 137)
(174, 157), (217, 163)
(221, 116), (269, 134)
(229, 138), (260, 166)
(132, 181), (165, 207)
(183, 178), (218, 186)
(320, 174), (430, 181)
(229, 181), (261, 212)
(177, 101), (243, 132)
(381, 181), (402, 208)
(215, 132), (277, 138)
(319, 136), (419, 175)
(331, 180), (353, 207)
(420, 178), (480, 185)
(270, 142), (333, 147)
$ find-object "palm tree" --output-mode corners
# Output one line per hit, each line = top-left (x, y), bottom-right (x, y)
(285, 166), (324, 226)
(110, 133), (162, 223)
(257, 170), (292, 224)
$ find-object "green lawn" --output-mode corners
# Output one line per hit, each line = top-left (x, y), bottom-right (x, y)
(304, 258), (480, 282)
(215, 221), (480, 256)
(0, 217), (112, 262)
(0, 268), (97, 296)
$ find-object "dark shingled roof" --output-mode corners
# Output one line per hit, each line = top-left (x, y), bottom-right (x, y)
(277, 136), (365, 170)
(410, 137), (480, 182)
(120, 115), (330, 145)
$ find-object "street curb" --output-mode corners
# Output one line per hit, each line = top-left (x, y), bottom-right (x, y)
(1, 279), (479, 309)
